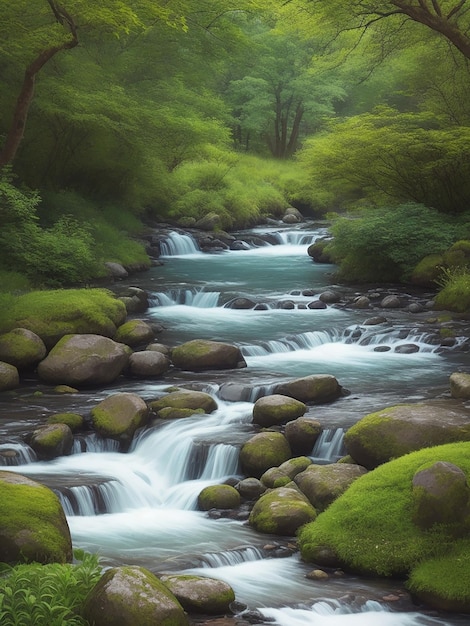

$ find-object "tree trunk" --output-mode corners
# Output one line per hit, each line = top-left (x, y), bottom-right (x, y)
(0, 7), (78, 168)
(286, 102), (304, 158)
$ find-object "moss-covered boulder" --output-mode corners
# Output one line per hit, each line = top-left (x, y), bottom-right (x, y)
(0, 471), (72, 564)
(249, 486), (316, 535)
(252, 394), (306, 427)
(128, 351), (170, 378)
(0, 361), (19, 391)
(274, 374), (341, 404)
(84, 566), (188, 626)
(450, 372), (470, 400)
(115, 320), (155, 347)
(149, 390), (217, 416)
(344, 402), (470, 469)
(91, 392), (149, 441)
(307, 239), (333, 263)
(236, 477), (266, 500)
(239, 432), (292, 478)
(294, 462), (368, 512)
(411, 461), (470, 530)
(37, 334), (129, 387)
(298, 442), (470, 585)
(261, 456), (312, 488)
(160, 574), (235, 615)
(0, 328), (47, 369)
(171, 339), (246, 371)
(30, 423), (73, 460)
(46, 412), (84, 432)
(0, 289), (127, 348)
(197, 484), (241, 511)
(285, 417), (322, 454)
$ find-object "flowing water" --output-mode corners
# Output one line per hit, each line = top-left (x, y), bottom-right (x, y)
(1, 224), (469, 626)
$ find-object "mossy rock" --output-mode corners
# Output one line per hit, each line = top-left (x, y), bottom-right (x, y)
(47, 412), (84, 432)
(274, 374), (341, 404)
(160, 574), (235, 615)
(344, 402), (470, 469)
(30, 423), (73, 459)
(261, 456), (312, 488)
(171, 339), (246, 371)
(249, 486), (317, 535)
(450, 372), (470, 400)
(294, 462), (368, 512)
(0, 328), (46, 369)
(0, 361), (19, 392)
(84, 566), (188, 626)
(239, 432), (292, 478)
(307, 239), (333, 263)
(115, 320), (155, 347)
(285, 417), (322, 454)
(409, 254), (444, 287)
(37, 334), (130, 387)
(0, 471), (72, 564)
(197, 484), (241, 510)
(91, 392), (149, 440)
(298, 442), (470, 581)
(0, 289), (127, 348)
(252, 394), (306, 427)
(157, 407), (206, 420)
(149, 390), (218, 415)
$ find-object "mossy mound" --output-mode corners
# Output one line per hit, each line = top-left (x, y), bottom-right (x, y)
(0, 471), (72, 564)
(197, 484), (241, 510)
(298, 442), (470, 598)
(0, 289), (127, 348)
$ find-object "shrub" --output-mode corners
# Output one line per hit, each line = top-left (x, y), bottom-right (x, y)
(328, 203), (459, 282)
(435, 267), (470, 313)
(0, 550), (102, 626)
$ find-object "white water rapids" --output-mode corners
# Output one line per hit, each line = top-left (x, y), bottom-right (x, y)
(1, 225), (468, 625)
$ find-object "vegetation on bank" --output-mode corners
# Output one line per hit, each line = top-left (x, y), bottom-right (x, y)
(298, 442), (470, 606)
(0, 551), (102, 626)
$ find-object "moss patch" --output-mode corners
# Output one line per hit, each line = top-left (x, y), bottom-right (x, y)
(298, 442), (470, 580)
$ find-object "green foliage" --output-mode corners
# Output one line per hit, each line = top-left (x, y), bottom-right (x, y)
(298, 107), (470, 213)
(298, 442), (470, 577)
(328, 203), (459, 282)
(0, 550), (102, 626)
(407, 547), (470, 603)
(435, 267), (470, 313)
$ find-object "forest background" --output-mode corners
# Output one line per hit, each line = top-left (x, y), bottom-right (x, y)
(1, 0), (470, 309)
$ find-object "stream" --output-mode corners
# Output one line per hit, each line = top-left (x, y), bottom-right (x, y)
(0, 223), (469, 626)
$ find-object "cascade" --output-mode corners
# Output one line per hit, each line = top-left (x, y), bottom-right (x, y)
(151, 288), (220, 308)
(0, 442), (37, 465)
(311, 428), (345, 463)
(159, 231), (201, 256)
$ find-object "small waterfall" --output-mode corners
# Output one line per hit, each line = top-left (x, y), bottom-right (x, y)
(311, 428), (345, 463)
(72, 434), (121, 454)
(270, 231), (320, 246)
(55, 484), (107, 516)
(199, 546), (265, 568)
(151, 288), (220, 308)
(160, 231), (200, 256)
(0, 442), (37, 465)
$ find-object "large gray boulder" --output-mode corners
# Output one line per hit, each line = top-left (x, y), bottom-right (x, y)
(252, 394), (306, 427)
(450, 372), (470, 400)
(171, 339), (246, 371)
(128, 351), (170, 378)
(249, 486), (316, 535)
(37, 334), (129, 387)
(239, 432), (291, 478)
(0, 471), (72, 564)
(274, 374), (341, 404)
(294, 463), (368, 511)
(0, 328), (47, 369)
(345, 402), (470, 469)
(0, 361), (19, 391)
(160, 574), (235, 615)
(91, 392), (149, 441)
(84, 566), (188, 626)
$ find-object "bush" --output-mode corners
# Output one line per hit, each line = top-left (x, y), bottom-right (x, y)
(328, 203), (459, 282)
(0, 550), (102, 626)
(435, 267), (470, 313)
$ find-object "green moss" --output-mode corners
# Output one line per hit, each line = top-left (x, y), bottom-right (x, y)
(0, 478), (71, 563)
(0, 289), (126, 343)
(410, 254), (444, 286)
(198, 485), (240, 510)
(273, 476), (292, 488)
(298, 442), (470, 578)
(34, 425), (69, 448)
(47, 412), (84, 431)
